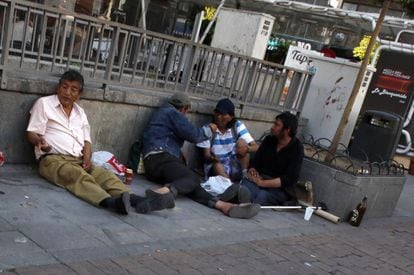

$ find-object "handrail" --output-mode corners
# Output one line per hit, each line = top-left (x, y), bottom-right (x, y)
(0, 0), (312, 113)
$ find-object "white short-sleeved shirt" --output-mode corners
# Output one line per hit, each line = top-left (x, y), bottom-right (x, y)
(197, 120), (254, 159)
(27, 95), (91, 160)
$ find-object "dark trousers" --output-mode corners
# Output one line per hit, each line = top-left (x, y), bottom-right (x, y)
(144, 152), (217, 207)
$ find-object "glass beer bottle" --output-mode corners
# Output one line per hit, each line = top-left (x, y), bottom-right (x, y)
(349, 196), (368, 227)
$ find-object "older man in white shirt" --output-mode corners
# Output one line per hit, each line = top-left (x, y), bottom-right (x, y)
(27, 70), (173, 214)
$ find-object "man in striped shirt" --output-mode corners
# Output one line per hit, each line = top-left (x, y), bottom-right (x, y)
(197, 98), (258, 182)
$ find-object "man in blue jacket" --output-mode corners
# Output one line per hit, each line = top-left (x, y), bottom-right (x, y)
(140, 93), (260, 218)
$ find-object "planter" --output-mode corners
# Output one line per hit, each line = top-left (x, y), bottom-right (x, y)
(299, 158), (406, 221)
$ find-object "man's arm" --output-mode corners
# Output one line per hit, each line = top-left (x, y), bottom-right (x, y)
(248, 174), (282, 188)
(247, 141), (259, 153)
(278, 141), (304, 188)
(82, 141), (92, 171)
(247, 166), (281, 188)
(201, 147), (219, 163)
(170, 110), (216, 143)
(27, 131), (52, 153)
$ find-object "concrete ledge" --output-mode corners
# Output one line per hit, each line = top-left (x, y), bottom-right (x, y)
(299, 158), (406, 221)
(2, 76), (304, 164)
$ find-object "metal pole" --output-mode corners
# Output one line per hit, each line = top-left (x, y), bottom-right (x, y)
(199, 0), (226, 44)
(140, 0), (146, 31)
(191, 11), (204, 43)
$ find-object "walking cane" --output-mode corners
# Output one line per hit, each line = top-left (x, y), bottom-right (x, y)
(261, 202), (340, 223)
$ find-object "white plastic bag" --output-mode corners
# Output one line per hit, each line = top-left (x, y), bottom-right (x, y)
(91, 151), (126, 176)
(201, 176), (232, 196)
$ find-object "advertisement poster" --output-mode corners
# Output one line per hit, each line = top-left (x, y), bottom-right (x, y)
(284, 45), (315, 71)
(361, 50), (414, 117)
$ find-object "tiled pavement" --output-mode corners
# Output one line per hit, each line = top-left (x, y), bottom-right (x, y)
(0, 164), (413, 274)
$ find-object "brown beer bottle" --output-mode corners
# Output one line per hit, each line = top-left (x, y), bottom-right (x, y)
(349, 196), (368, 227)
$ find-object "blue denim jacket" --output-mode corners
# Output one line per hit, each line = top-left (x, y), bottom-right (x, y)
(142, 103), (213, 159)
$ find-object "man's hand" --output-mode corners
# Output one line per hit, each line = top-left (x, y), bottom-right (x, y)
(82, 158), (92, 171)
(37, 138), (52, 153)
(209, 123), (218, 133)
(247, 168), (264, 186)
(248, 168), (259, 178)
(82, 142), (92, 171)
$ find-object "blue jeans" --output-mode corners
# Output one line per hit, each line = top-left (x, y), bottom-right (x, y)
(240, 178), (288, 206)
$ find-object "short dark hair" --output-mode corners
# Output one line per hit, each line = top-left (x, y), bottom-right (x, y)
(59, 70), (84, 92)
(276, 112), (298, 138)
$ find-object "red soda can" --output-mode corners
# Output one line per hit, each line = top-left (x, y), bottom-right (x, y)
(0, 152), (4, 166)
(124, 168), (133, 185)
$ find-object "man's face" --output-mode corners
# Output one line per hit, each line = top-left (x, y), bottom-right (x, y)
(214, 111), (233, 129)
(271, 118), (288, 139)
(57, 80), (81, 108)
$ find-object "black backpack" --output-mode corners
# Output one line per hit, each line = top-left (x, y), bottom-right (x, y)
(126, 140), (143, 173)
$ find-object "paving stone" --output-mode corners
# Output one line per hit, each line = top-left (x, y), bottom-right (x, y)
(12, 263), (76, 275)
(87, 259), (130, 274)
(1, 165), (414, 273)
(139, 257), (178, 274)
(66, 260), (107, 274)
(176, 268), (203, 275)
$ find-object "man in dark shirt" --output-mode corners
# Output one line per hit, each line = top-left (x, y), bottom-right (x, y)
(241, 112), (304, 205)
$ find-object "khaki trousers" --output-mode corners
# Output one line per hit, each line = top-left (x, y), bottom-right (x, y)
(39, 155), (130, 206)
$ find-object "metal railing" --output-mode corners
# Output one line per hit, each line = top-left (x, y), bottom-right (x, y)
(0, 0), (312, 112)
(300, 134), (406, 176)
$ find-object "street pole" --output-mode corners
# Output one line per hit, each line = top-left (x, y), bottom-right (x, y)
(325, 0), (392, 162)
(140, 0), (146, 31)
(199, 0), (226, 44)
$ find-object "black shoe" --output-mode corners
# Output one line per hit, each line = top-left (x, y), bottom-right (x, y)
(237, 185), (251, 203)
(219, 184), (250, 203)
(145, 189), (175, 209)
(219, 184), (239, 202)
(114, 192), (130, 215)
(135, 190), (175, 214)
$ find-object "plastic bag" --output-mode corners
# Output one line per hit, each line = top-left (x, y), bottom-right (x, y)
(91, 151), (126, 176)
(0, 151), (4, 166)
(200, 176), (232, 196)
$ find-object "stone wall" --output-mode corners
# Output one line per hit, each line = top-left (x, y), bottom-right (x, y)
(0, 75), (305, 164)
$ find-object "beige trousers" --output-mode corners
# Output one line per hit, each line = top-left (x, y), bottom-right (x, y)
(39, 155), (130, 206)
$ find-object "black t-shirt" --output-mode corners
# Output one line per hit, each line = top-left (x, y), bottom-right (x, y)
(251, 135), (304, 189)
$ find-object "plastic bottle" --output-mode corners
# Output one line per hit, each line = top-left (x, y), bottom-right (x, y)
(0, 151), (4, 166)
(349, 196), (368, 227)
(137, 154), (145, 174)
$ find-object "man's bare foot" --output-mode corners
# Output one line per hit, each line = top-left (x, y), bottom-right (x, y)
(153, 187), (170, 194)
(215, 200), (236, 215)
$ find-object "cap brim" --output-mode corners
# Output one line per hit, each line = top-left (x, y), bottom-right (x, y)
(214, 107), (229, 115)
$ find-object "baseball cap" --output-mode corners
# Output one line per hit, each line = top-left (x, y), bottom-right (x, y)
(214, 98), (235, 116)
(168, 92), (191, 108)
